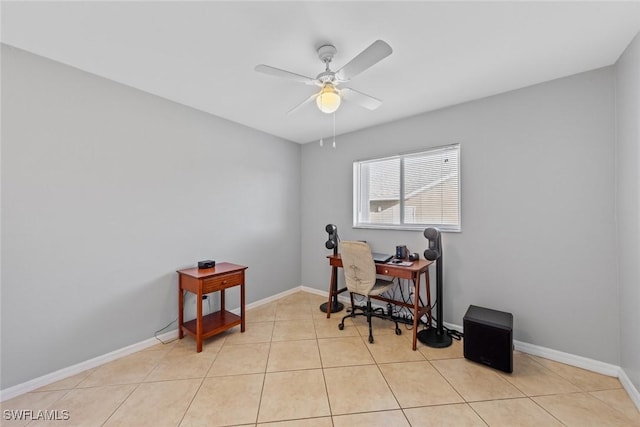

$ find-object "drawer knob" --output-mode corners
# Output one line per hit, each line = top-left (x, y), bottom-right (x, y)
(384, 269), (389, 274)
(222, 280), (227, 285)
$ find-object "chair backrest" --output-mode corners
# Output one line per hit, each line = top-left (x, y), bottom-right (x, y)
(340, 241), (377, 296)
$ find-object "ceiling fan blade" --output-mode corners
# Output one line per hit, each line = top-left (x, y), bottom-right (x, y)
(255, 64), (317, 85)
(335, 40), (392, 82)
(287, 92), (318, 115)
(340, 87), (382, 110)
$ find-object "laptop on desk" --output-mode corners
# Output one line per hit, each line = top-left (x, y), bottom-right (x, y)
(372, 252), (394, 263)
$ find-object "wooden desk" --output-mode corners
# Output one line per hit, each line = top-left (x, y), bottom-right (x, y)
(326, 255), (432, 350)
(177, 262), (247, 352)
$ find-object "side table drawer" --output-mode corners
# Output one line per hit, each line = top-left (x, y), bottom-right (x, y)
(202, 272), (243, 293)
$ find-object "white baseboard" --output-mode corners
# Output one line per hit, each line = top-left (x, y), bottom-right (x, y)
(442, 321), (621, 376)
(0, 329), (178, 402)
(516, 339), (640, 410)
(300, 285), (326, 297)
(325, 294), (639, 409)
(244, 287), (301, 311)
(1, 287), (304, 402)
(3, 285), (639, 413)
(441, 320), (639, 410)
(513, 339), (621, 377)
(302, 285), (386, 310)
(617, 366), (640, 410)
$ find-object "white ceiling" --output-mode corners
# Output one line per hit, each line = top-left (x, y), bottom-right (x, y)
(2, 1), (640, 144)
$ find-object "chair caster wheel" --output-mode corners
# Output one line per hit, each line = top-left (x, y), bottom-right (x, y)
(369, 336), (374, 343)
(338, 323), (344, 330)
(395, 328), (402, 335)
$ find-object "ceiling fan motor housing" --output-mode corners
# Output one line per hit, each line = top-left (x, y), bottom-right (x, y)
(317, 71), (335, 84)
(317, 44), (337, 63)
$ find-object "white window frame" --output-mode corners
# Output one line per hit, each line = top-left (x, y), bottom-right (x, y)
(353, 144), (461, 232)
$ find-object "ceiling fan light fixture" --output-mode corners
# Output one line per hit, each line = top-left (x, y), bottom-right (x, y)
(256, 40), (391, 115)
(316, 83), (341, 114)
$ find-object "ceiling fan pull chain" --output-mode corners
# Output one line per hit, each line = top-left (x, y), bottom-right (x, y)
(332, 112), (337, 149)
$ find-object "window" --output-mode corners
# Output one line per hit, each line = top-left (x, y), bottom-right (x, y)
(353, 144), (460, 231)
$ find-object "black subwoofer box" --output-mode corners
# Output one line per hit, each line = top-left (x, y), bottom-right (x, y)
(463, 305), (513, 373)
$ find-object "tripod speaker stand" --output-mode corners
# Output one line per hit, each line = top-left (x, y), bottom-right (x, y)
(417, 227), (452, 348)
(319, 224), (344, 313)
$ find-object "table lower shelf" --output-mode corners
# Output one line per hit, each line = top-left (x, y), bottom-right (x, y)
(181, 310), (241, 340)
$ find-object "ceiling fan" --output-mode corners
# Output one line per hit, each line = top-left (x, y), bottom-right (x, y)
(255, 40), (392, 115)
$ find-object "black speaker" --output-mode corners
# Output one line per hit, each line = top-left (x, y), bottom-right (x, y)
(325, 224), (338, 250)
(463, 305), (513, 373)
(423, 228), (441, 261)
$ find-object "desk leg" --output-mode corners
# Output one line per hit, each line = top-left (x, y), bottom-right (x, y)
(196, 289), (203, 353)
(240, 282), (246, 332)
(221, 289), (226, 313)
(178, 278), (184, 340)
(323, 266), (341, 318)
(328, 267), (336, 318)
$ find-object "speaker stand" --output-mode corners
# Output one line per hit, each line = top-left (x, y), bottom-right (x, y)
(418, 251), (452, 348)
(319, 300), (344, 313)
(417, 328), (452, 348)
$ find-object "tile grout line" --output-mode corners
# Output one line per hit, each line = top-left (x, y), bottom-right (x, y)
(255, 300), (278, 425)
(587, 389), (640, 421)
(316, 324), (337, 426)
(528, 395), (569, 426)
(374, 357), (416, 426)
(7, 291), (639, 426)
(174, 376), (207, 427)
(313, 293), (337, 425)
(99, 382), (141, 426)
(253, 302), (276, 425)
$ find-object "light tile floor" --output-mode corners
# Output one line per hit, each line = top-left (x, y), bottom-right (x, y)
(2, 290), (639, 426)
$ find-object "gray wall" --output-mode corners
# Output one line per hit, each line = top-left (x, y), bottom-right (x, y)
(301, 67), (619, 364)
(1, 45), (301, 389)
(615, 33), (640, 391)
(3, 38), (635, 391)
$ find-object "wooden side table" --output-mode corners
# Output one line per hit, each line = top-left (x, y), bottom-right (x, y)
(177, 262), (247, 352)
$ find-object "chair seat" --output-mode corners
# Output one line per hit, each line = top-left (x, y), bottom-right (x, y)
(369, 278), (395, 296)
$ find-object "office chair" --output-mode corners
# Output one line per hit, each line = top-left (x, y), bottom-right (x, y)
(338, 241), (402, 343)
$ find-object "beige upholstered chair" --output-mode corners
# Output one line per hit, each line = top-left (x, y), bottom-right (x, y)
(338, 241), (401, 343)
